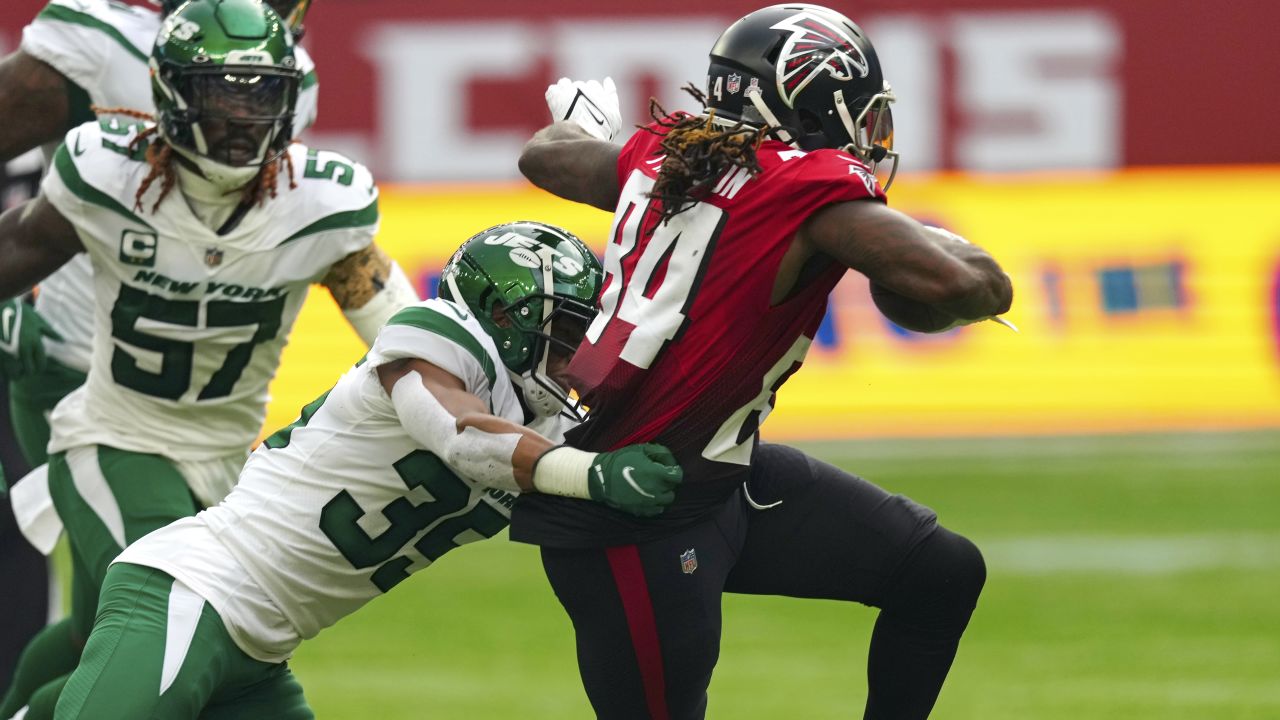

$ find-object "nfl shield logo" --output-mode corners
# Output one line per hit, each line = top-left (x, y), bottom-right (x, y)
(727, 73), (742, 94)
(204, 247), (223, 268)
(680, 548), (698, 574)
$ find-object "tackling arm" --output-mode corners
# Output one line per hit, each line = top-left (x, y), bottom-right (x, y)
(796, 199), (1012, 322)
(376, 358), (682, 516)
(518, 122), (622, 212)
(321, 243), (420, 347)
(0, 194), (83, 300)
(0, 49), (75, 162)
(376, 358), (555, 493)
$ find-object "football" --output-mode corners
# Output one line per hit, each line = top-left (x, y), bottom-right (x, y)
(870, 283), (956, 333)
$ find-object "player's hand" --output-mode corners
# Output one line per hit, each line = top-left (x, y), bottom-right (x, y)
(588, 443), (682, 517)
(0, 298), (63, 379)
(546, 77), (622, 142)
(922, 226), (1017, 332)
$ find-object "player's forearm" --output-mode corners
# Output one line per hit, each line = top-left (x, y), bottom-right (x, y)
(806, 201), (1012, 320)
(0, 203), (76, 299)
(0, 50), (73, 162)
(455, 413), (553, 492)
(323, 244), (420, 346)
(919, 229), (1013, 321)
(518, 123), (621, 211)
(390, 371), (539, 494)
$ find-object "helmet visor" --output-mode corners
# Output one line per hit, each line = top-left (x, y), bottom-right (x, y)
(863, 102), (894, 156)
(852, 89), (899, 191)
(180, 67), (298, 166)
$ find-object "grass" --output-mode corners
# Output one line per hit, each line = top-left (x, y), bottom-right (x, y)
(286, 431), (1280, 718)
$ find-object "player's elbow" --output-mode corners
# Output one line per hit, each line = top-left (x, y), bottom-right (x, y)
(518, 137), (556, 187)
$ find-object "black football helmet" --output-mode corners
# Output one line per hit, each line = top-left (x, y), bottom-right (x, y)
(705, 4), (898, 188)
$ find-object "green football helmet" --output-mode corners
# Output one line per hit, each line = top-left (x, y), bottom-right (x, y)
(154, 0), (312, 38)
(150, 0), (301, 175)
(440, 221), (603, 418)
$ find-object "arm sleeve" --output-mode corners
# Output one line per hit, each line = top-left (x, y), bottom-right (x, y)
(340, 261), (420, 347)
(389, 371), (522, 493)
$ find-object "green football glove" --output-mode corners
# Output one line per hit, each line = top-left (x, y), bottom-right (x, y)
(533, 443), (683, 517)
(0, 298), (63, 379)
(587, 443), (682, 517)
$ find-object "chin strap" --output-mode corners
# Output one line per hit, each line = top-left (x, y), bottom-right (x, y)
(744, 86), (795, 146)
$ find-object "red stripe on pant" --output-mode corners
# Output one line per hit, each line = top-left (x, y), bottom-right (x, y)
(606, 545), (669, 720)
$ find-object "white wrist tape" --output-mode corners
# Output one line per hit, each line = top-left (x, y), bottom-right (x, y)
(344, 262), (420, 347)
(390, 371), (522, 492)
(531, 446), (598, 499)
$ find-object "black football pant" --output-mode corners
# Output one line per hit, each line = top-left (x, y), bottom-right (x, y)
(540, 443), (986, 720)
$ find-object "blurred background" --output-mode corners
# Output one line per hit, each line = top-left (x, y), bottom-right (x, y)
(1, 1), (1278, 718)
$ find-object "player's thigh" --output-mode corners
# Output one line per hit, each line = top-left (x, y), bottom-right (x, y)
(724, 443), (938, 605)
(201, 663), (313, 720)
(540, 496), (747, 719)
(55, 564), (229, 720)
(48, 447), (199, 606)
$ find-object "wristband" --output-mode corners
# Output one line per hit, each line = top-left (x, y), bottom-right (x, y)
(531, 446), (598, 499)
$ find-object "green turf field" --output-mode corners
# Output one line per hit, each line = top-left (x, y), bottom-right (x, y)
(289, 431), (1280, 719)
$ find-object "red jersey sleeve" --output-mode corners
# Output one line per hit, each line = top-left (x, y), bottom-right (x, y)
(762, 145), (888, 207)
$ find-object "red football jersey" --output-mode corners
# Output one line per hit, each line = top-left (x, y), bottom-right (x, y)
(565, 118), (886, 482)
(513, 119), (887, 546)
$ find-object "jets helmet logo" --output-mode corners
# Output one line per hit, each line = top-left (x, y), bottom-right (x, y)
(770, 11), (870, 107)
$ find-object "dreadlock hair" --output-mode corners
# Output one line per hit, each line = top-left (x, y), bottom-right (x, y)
(643, 84), (767, 224)
(91, 106), (298, 214)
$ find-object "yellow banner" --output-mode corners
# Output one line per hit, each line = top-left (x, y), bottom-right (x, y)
(268, 169), (1280, 439)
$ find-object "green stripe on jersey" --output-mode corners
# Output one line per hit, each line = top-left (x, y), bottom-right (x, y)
(300, 70), (318, 90)
(37, 4), (148, 63)
(264, 389), (332, 449)
(53, 142), (153, 229)
(279, 198), (378, 245)
(386, 306), (498, 389)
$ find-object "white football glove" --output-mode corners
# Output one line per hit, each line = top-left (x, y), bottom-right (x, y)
(546, 77), (622, 142)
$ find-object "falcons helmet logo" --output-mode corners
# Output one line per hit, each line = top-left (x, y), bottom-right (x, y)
(770, 11), (870, 107)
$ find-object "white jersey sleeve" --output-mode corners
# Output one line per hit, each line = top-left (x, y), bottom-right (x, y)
(21, 0), (157, 113)
(21, 2), (156, 367)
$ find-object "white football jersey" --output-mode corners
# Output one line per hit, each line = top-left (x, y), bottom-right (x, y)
(43, 120), (376, 475)
(116, 299), (556, 662)
(20, 0), (320, 371)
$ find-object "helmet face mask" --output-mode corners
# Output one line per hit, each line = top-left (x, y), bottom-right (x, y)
(151, 0), (301, 174)
(162, 64), (299, 167)
(706, 3), (900, 188)
(439, 222), (603, 419)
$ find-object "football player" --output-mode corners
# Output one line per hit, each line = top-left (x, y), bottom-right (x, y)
(0, 0), (319, 467)
(0, 0), (317, 706)
(514, 4), (1014, 718)
(0, 1), (410, 717)
(51, 222), (681, 719)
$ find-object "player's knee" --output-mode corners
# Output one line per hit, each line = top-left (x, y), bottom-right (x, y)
(933, 528), (986, 610)
(890, 526), (986, 621)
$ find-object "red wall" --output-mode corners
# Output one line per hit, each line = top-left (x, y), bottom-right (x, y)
(4, 0), (1277, 171)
